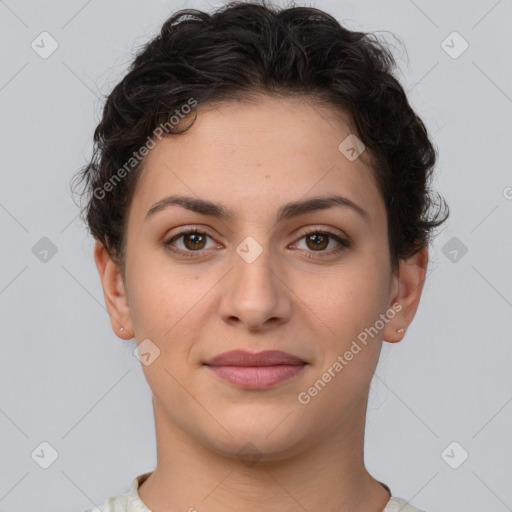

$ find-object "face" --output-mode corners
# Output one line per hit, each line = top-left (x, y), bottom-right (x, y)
(96, 95), (423, 461)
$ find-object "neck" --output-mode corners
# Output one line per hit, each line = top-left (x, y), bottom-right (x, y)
(138, 396), (390, 512)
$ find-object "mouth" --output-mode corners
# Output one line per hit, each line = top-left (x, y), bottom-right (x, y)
(203, 350), (307, 390)
(205, 364), (306, 389)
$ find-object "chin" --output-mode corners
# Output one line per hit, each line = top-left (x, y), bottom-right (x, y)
(197, 416), (309, 463)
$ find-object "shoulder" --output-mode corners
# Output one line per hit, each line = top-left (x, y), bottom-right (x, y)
(81, 493), (149, 512)
(80, 472), (153, 512)
(81, 493), (132, 512)
(383, 496), (427, 512)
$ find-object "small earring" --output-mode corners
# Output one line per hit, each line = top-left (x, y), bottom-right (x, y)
(397, 328), (405, 333)
(120, 327), (125, 333)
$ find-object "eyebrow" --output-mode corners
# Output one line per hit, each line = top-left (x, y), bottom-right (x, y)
(145, 194), (370, 224)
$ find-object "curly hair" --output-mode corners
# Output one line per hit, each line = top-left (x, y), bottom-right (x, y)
(71, 0), (449, 277)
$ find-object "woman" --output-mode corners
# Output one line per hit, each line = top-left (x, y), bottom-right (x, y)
(73, 1), (449, 510)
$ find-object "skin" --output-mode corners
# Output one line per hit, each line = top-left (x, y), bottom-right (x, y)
(94, 94), (428, 512)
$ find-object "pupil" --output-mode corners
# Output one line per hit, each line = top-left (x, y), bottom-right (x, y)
(308, 233), (327, 250)
(186, 233), (205, 250)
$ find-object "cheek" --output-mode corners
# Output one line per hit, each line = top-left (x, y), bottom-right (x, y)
(126, 245), (200, 335)
(299, 261), (386, 338)
(126, 273), (171, 338)
(130, 271), (206, 389)
(300, 267), (386, 415)
(127, 260), (215, 370)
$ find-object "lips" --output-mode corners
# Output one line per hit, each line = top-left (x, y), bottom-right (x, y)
(203, 350), (307, 390)
(203, 349), (306, 367)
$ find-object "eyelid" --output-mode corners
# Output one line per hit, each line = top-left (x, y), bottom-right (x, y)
(164, 226), (221, 250)
(288, 227), (350, 254)
(292, 224), (348, 240)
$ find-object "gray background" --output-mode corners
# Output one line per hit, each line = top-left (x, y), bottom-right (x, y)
(1, 0), (511, 511)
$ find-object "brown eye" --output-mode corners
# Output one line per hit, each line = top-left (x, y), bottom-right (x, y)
(164, 228), (217, 255)
(292, 229), (351, 258)
(182, 232), (207, 250)
(305, 232), (329, 251)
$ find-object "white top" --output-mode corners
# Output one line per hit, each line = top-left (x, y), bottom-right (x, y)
(83, 472), (426, 512)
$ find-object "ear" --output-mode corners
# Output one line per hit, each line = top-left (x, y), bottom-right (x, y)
(93, 240), (133, 339)
(382, 245), (428, 343)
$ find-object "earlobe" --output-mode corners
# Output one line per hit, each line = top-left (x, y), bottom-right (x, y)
(383, 245), (428, 343)
(93, 240), (133, 339)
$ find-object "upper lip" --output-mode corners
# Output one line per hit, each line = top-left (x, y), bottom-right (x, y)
(204, 350), (307, 367)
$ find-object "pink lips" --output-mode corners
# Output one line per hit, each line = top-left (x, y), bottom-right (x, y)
(203, 350), (307, 389)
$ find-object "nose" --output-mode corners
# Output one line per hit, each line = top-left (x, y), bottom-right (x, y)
(218, 245), (293, 332)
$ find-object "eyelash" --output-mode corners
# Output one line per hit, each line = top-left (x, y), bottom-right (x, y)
(163, 227), (351, 259)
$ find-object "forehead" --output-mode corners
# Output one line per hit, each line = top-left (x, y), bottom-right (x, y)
(130, 95), (384, 227)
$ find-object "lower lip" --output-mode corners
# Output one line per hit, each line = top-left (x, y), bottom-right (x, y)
(206, 364), (306, 389)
